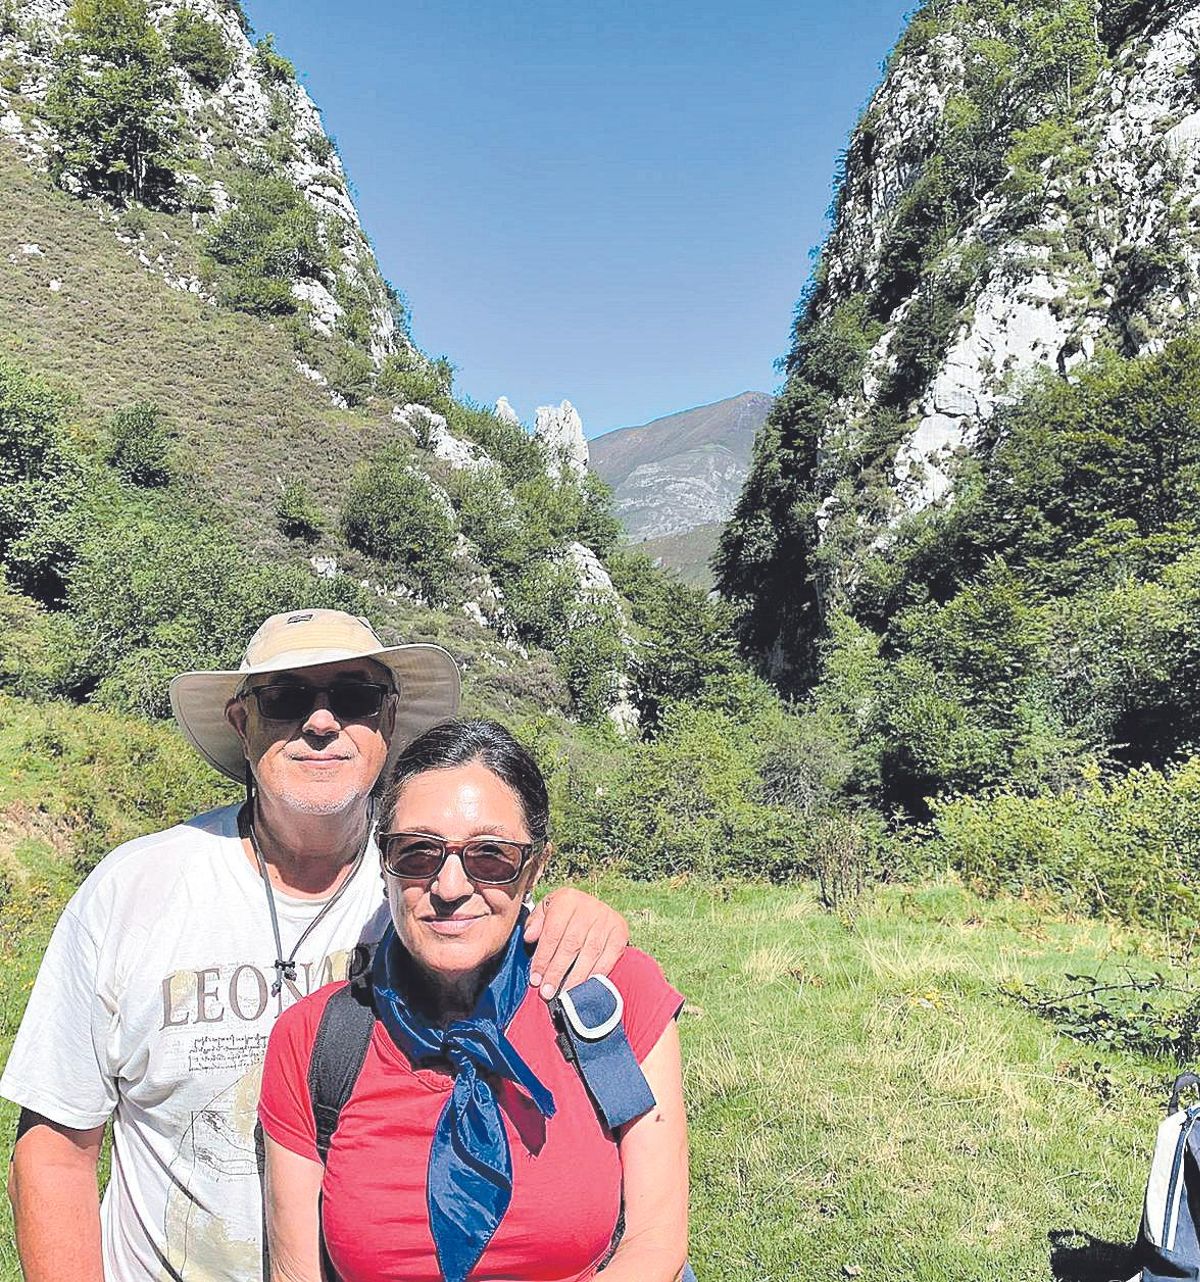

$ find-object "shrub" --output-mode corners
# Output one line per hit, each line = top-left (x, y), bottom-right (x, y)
(5, 693), (236, 873)
(340, 451), (458, 600)
(0, 358), (84, 604)
(45, 0), (178, 204)
(447, 466), (526, 575)
(106, 402), (175, 486)
(254, 32), (294, 83)
(58, 516), (366, 717)
(327, 344), (374, 407)
(167, 9), (233, 89)
(927, 758), (1200, 927)
(575, 702), (804, 880)
(276, 479), (324, 543)
(203, 173), (328, 316)
(609, 550), (741, 734)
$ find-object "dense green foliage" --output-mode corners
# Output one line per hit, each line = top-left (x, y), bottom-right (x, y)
(341, 446), (458, 601)
(105, 401), (175, 486)
(202, 172), (328, 315)
(275, 477), (324, 543)
(45, 0), (179, 204)
(166, 9), (234, 89)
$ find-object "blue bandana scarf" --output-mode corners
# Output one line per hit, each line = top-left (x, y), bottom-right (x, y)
(371, 916), (557, 1282)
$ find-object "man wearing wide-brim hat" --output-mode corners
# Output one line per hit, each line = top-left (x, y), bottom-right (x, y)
(3, 609), (629, 1282)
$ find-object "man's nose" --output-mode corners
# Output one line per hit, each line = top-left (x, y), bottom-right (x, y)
(301, 692), (340, 736)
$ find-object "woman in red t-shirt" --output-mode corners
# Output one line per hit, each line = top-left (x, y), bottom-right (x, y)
(259, 718), (688, 1282)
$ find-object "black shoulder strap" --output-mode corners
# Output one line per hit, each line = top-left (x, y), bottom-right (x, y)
(307, 947), (377, 1164)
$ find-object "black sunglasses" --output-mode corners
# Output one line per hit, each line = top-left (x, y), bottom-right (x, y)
(243, 681), (390, 723)
(379, 831), (536, 885)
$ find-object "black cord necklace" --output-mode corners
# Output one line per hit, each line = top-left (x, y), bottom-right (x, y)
(241, 798), (374, 997)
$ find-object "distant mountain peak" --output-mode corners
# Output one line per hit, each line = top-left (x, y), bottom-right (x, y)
(589, 391), (774, 566)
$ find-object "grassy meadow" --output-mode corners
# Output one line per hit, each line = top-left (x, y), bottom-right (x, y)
(0, 689), (1182, 1280)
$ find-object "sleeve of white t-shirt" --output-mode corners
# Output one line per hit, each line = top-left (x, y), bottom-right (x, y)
(0, 900), (117, 1130)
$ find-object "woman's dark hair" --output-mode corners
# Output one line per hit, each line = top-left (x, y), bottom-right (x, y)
(379, 718), (550, 846)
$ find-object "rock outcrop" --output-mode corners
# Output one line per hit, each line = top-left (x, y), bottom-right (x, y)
(534, 399), (589, 481)
(720, 0), (1200, 685)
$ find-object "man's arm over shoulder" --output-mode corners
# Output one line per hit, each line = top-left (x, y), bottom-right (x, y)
(9, 1111), (105, 1282)
(523, 888), (630, 1000)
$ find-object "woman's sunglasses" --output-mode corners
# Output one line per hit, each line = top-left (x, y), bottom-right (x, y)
(379, 832), (536, 885)
(243, 681), (390, 723)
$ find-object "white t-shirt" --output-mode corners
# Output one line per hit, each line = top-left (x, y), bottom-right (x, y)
(0, 803), (391, 1282)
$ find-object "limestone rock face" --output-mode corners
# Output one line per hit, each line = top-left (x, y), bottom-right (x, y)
(494, 396), (520, 427)
(816, 5), (1200, 518)
(534, 399), (589, 481)
(0, 0), (401, 360)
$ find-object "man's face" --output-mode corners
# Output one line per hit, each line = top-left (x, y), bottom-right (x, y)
(226, 659), (396, 817)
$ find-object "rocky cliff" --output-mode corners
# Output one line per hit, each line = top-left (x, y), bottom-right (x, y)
(717, 0), (1200, 688)
(0, 0), (399, 358)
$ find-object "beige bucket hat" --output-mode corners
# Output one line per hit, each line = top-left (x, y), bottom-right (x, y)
(169, 609), (461, 781)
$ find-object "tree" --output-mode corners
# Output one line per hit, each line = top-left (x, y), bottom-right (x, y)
(45, 0), (179, 204)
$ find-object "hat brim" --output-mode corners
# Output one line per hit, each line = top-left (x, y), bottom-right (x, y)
(169, 643), (461, 782)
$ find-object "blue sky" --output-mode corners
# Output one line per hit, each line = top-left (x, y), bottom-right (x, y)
(245, 1), (912, 436)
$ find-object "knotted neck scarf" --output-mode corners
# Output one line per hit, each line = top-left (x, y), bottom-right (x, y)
(370, 914), (556, 1282)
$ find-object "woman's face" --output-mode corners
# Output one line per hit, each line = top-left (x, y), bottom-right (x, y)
(383, 761), (542, 984)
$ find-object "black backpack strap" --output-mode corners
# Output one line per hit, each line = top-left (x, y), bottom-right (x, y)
(307, 949), (377, 1164)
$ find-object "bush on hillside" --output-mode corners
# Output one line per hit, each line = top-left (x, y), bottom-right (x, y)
(203, 173), (328, 316)
(276, 478), (324, 543)
(327, 344), (375, 407)
(45, 0), (178, 204)
(446, 467), (526, 575)
(6, 693), (236, 873)
(926, 759), (1200, 927)
(167, 9), (234, 89)
(254, 33), (294, 83)
(340, 450), (458, 601)
(563, 700), (807, 880)
(57, 517), (366, 717)
(0, 358), (85, 605)
(105, 402), (175, 486)
(608, 550), (741, 734)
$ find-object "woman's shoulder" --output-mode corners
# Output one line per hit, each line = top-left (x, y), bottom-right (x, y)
(608, 945), (674, 994)
(599, 947), (684, 1062)
(270, 979), (351, 1050)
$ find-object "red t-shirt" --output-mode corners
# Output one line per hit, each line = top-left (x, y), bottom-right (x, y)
(259, 947), (683, 1282)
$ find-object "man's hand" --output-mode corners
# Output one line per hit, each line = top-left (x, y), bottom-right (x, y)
(524, 889), (629, 1000)
(9, 1109), (106, 1282)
